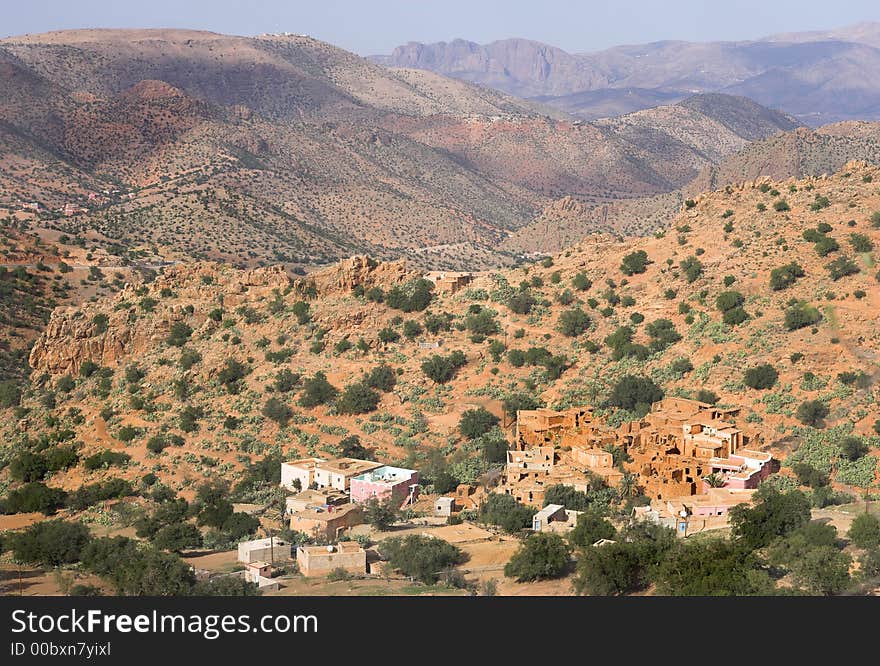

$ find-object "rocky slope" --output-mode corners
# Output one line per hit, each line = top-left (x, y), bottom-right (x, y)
(5, 162), (879, 503)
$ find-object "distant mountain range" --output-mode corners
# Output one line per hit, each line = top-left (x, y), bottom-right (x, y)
(371, 21), (880, 124)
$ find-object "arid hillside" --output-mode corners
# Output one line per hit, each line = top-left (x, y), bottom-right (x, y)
(4, 163), (879, 510)
(505, 121), (880, 253)
(0, 29), (800, 270)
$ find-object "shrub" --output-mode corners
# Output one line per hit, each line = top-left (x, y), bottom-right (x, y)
(507, 291), (537, 314)
(83, 451), (131, 470)
(815, 236), (839, 256)
(743, 364), (778, 390)
(459, 408), (500, 440)
(336, 382), (381, 415)
(502, 392), (541, 417)
(572, 273), (592, 291)
(645, 318), (681, 350)
(365, 365), (396, 392)
(715, 291), (744, 312)
(558, 308), (591, 337)
(421, 352), (467, 384)
(1, 482), (67, 515)
(784, 303), (822, 331)
(620, 250), (649, 275)
(152, 523), (202, 552)
(66, 478), (134, 511)
(0, 380), (21, 408)
(384, 278), (433, 312)
(769, 262), (805, 290)
(378, 327), (400, 344)
(262, 397), (293, 426)
(839, 436), (868, 461)
(217, 358), (249, 394)
(299, 372), (338, 407)
(479, 494), (536, 533)
(679, 256), (704, 283)
(722, 307), (749, 326)
(696, 389), (719, 404)
(402, 320), (423, 339)
(504, 533), (570, 582)
(9, 520), (91, 565)
(849, 233), (874, 252)
(9, 452), (49, 483)
(773, 199), (790, 212)
(338, 435), (371, 459)
(379, 535), (465, 584)
(826, 256), (860, 280)
(275, 369), (301, 393)
(608, 376), (663, 412)
(729, 488), (811, 549)
(465, 310), (499, 336)
(569, 510), (616, 548)
(166, 322), (192, 347)
(848, 513), (880, 549)
(796, 400), (829, 426)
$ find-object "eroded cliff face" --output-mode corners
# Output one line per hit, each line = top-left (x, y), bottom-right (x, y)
(29, 257), (413, 376)
(297, 255), (412, 297)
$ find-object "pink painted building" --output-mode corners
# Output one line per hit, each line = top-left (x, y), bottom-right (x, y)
(349, 466), (419, 508)
(705, 449), (776, 491)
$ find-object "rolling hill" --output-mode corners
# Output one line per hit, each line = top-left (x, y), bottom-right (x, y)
(0, 29), (800, 271)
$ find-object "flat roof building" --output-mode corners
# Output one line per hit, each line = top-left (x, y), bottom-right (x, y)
(296, 542), (367, 578)
(350, 465), (419, 508)
(281, 458), (325, 492)
(288, 503), (364, 542)
(237, 537), (290, 564)
(314, 458), (383, 491)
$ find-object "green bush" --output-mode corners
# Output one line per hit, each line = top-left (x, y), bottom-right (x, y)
(166, 322), (192, 347)
(796, 400), (829, 426)
(620, 250), (649, 275)
(379, 535), (465, 584)
(336, 382), (381, 415)
(421, 351), (467, 384)
(262, 397), (293, 425)
(679, 256), (704, 283)
(1, 482), (67, 515)
(848, 513), (880, 549)
(83, 451), (131, 470)
(558, 307), (591, 337)
(769, 262), (805, 290)
(384, 278), (433, 312)
(459, 408), (499, 440)
(715, 291), (744, 312)
(826, 256), (860, 281)
(479, 494), (536, 533)
(9, 519), (91, 565)
(784, 303), (822, 331)
(299, 372), (338, 407)
(608, 376), (663, 412)
(743, 364), (778, 390)
(504, 533), (570, 582)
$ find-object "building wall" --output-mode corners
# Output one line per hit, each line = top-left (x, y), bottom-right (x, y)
(289, 507), (363, 541)
(296, 547), (367, 577)
(281, 463), (314, 491)
(237, 542), (290, 564)
(350, 474), (418, 505)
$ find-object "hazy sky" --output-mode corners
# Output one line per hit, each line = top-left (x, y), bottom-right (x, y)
(4, 1), (879, 54)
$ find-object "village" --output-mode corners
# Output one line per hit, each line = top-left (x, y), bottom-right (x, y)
(216, 395), (780, 592)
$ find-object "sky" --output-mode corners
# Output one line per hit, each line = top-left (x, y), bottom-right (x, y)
(3, 1), (879, 55)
